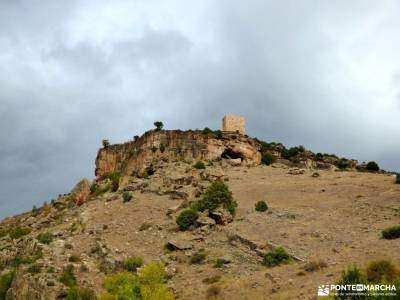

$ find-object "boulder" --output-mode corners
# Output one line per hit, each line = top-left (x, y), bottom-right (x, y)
(165, 240), (193, 251)
(288, 168), (305, 175)
(197, 212), (216, 227)
(209, 208), (233, 225)
(70, 178), (91, 206)
(227, 158), (242, 166)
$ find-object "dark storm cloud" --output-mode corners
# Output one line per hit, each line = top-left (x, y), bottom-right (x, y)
(1, 0), (399, 219)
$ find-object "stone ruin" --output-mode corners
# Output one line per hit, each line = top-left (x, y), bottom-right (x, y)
(222, 115), (246, 135)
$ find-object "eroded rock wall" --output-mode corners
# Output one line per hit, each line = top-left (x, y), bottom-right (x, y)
(95, 130), (261, 178)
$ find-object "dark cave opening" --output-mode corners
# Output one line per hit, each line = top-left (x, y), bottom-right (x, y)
(221, 148), (243, 160)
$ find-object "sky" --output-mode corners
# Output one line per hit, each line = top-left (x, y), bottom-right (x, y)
(1, 0), (399, 219)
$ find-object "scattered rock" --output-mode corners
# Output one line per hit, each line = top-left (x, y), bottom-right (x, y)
(288, 168), (305, 175)
(166, 240), (193, 251)
(312, 172), (320, 178)
(209, 208), (233, 225)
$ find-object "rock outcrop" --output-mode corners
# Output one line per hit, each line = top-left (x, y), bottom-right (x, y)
(95, 130), (261, 178)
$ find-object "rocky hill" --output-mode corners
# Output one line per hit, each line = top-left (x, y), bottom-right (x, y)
(0, 128), (399, 300)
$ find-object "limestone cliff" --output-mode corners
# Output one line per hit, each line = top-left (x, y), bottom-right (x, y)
(95, 130), (261, 177)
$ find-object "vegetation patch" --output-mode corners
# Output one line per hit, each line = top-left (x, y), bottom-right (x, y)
(123, 256), (144, 273)
(27, 264), (42, 274)
(366, 161), (379, 172)
(193, 161), (206, 170)
(396, 174), (400, 184)
(66, 286), (96, 300)
(263, 247), (291, 267)
(60, 265), (77, 288)
(122, 191), (133, 203)
(37, 232), (53, 244)
(9, 227), (31, 239)
(176, 209), (199, 231)
(194, 181), (237, 215)
(255, 200), (268, 212)
(261, 152), (274, 166)
(0, 270), (15, 300)
(336, 260), (400, 299)
(101, 262), (173, 300)
(382, 226), (400, 240)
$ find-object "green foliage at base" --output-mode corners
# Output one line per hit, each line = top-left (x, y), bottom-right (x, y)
(176, 209), (198, 231)
(262, 247), (291, 267)
(100, 263), (173, 300)
(382, 226), (400, 240)
(100, 172), (121, 192)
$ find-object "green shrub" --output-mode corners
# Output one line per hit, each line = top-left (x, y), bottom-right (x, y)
(160, 144), (166, 153)
(214, 258), (229, 268)
(122, 192), (133, 203)
(366, 161), (379, 172)
(151, 146), (157, 153)
(0, 270), (15, 300)
(37, 232), (53, 244)
(263, 247), (291, 267)
(382, 226), (400, 239)
(27, 264), (42, 274)
(102, 139), (110, 148)
(195, 181), (237, 215)
(281, 147), (299, 159)
(60, 265), (77, 288)
(123, 257), (144, 273)
(255, 201), (268, 212)
(154, 121), (164, 131)
(176, 209), (198, 231)
(336, 158), (350, 169)
(102, 263), (173, 300)
(213, 130), (223, 139)
(193, 161), (206, 169)
(366, 260), (397, 282)
(101, 172), (121, 192)
(336, 265), (367, 299)
(261, 152), (274, 166)
(9, 227), (31, 239)
(396, 174), (400, 184)
(202, 127), (213, 135)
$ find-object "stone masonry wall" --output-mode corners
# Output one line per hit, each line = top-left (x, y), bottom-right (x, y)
(222, 115), (246, 134)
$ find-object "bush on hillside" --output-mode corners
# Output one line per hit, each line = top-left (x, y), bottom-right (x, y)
(9, 227), (31, 239)
(366, 161), (379, 172)
(255, 201), (268, 212)
(176, 209), (199, 231)
(154, 121), (164, 131)
(37, 232), (53, 244)
(263, 247), (291, 267)
(396, 174), (400, 184)
(0, 270), (15, 300)
(195, 181), (237, 215)
(122, 192), (133, 203)
(382, 226), (400, 240)
(261, 152), (274, 166)
(336, 265), (367, 299)
(102, 263), (173, 300)
(193, 161), (206, 170)
(366, 260), (398, 282)
(123, 257), (144, 273)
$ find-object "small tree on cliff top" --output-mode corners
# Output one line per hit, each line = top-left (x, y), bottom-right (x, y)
(154, 121), (164, 131)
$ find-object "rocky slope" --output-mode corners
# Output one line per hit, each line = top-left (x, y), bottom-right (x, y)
(0, 129), (399, 300)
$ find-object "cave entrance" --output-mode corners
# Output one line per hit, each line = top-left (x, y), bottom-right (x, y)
(221, 148), (243, 160)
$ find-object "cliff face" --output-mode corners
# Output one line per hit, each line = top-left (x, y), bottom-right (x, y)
(95, 130), (261, 177)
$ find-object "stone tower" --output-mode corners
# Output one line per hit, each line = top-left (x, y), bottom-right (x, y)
(222, 115), (246, 134)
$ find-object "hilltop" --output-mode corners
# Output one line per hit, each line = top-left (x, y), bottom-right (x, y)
(0, 122), (399, 300)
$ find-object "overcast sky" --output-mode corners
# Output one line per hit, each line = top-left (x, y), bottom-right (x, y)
(1, 0), (399, 219)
